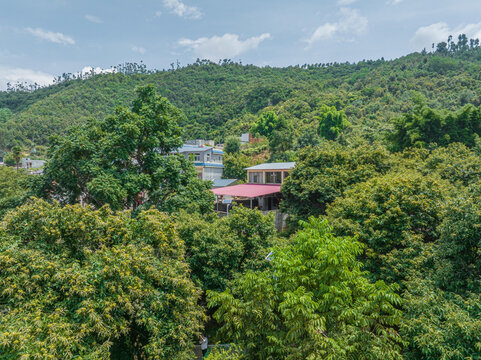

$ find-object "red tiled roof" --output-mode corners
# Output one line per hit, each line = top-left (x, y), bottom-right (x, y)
(212, 184), (281, 198)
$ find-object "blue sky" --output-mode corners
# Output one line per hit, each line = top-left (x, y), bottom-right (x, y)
(1, 0), (481, 89)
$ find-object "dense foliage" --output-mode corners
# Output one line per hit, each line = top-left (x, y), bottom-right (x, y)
(208, 218), (403, 360)
(0, 199), (204, 359)
(3, 36), (481, 151)
(39, 85), (214, 214)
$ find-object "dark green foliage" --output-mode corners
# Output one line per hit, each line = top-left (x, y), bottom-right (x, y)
(208, 218), (403, 360)
(39, 85), (213, 213)
(176, 206), (277, 292)
(389, 95), (481, 151)
(224, 135), (241, 154)
(326, 171), (451, 283)
(281, 142), (392, 226)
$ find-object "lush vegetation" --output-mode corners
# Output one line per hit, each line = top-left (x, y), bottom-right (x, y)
(2, 35), (481, 359)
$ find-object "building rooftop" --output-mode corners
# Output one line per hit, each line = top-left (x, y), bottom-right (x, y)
(245, 162), (296, 171)
(212, 184), (281, 198)
(174, 144), (224, 154)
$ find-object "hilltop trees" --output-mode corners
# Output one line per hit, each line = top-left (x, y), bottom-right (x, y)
(389, 95), (481, 151)
(0, 199), (204, 360)
(40, 85), (213, 213)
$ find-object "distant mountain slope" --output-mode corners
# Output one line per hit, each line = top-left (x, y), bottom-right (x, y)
(1, 48), (481, 150)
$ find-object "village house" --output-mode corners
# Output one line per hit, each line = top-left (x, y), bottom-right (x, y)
(212, 162), (295, 211)
(174, 144), (225, 181)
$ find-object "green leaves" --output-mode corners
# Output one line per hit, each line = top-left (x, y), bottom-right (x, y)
(0, 199), (204, 359)
(208, 218), (403, 360)
(40, 85), (214, 214)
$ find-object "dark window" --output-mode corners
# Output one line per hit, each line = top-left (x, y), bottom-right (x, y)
(265, 171), (282, 184)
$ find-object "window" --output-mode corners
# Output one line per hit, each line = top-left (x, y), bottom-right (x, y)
(265, 171), (282, 184)
(193, 153), (201, 162)
(283, 171), (289, 180)
(249, 172), (263, 184)
(206, 152), (211, 162)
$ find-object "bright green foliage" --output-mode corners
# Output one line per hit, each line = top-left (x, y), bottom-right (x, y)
(326, 171), (451, 283)
(206, 345), (245, 360)
(176, 206), (277, 292)
(389, 95), (481, 151)
(40, 84), (214, 213)
(224, 136), (241, 154)
(251, 111), (279, 138)
(3, 36), (481, 149)
(0, 166), (29, 218)
(208, 218), (403, 360)
(281, 142), (392, 226)
(316, 105), (350, 140)
(0, 199), (204, 359)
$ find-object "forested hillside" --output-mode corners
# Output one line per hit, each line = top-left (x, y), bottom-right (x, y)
(2, 35), (481, 151)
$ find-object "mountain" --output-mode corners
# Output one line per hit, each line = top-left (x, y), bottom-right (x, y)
(1, 41), (481, 151)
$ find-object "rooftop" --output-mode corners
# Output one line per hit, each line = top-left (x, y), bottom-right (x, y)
(212, 184), (281, 198)
(245, 162), (296, 171)
(175, 144), (224, 154)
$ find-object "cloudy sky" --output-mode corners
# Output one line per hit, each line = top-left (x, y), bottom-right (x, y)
(1, 0), (481, 89)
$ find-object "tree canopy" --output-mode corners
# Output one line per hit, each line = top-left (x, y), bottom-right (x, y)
(0, 199), (204, 359)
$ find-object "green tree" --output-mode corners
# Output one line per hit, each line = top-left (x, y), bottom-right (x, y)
(316, 105), (350, 141)
(224, 135), (241, 154)
(0, 165), (29, 219)
(10, 145), (22, 171)
(0, 199), (204, 359)
(388, 96), (481, 151)
(326, 170), (451, 283)
(208, 218), (403, 360)
(176, 206), (277, 292)
(223, 153), (253, 180)
(281, 142), (392, 226)
(40, 85), (213, 213)
(251, 111), (279, 138)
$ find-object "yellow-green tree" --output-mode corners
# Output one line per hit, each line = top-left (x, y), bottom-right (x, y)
(0, 199), (204, 359)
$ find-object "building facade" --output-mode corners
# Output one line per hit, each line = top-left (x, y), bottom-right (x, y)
(175, 144), (225, 181)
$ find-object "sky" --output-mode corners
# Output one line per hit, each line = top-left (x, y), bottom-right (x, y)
(1, 0), (481, 90)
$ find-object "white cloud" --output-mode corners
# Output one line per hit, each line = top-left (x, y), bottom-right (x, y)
(0, 65), (54, 90)
(411, 22), (481, 49)
(132, 46), (146, 54)
(155, 11), (162, 17)
(85, 14), (102, 23)
(25, 27), (75, 45)
(178, 33), (271, 60)
(163, 0), (202, 19)
(338, 0), (358, 4)
(387, 0), (403, 4)
(306, 8), (368, 45)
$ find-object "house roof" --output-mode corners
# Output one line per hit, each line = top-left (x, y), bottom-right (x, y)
(212, 179), (238, 188)
(245, 162), (296, 171)
(174, 144), (224, 154)
(212, 184), (281, 198)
